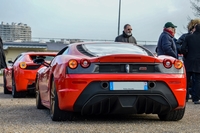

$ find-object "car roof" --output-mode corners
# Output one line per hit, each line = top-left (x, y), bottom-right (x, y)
(68, 41), (131, 46)
(21, 52), (57, 55)
(66, 41), (153, 57)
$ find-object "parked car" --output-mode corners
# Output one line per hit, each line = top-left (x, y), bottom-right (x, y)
(3, 52), (57, 98)
(34, 42), (186, 121)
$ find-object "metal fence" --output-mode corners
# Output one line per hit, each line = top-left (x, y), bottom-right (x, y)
(31, 37), (157, 45)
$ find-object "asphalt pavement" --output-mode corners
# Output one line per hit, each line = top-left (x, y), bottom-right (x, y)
(0, 76), (200, 133)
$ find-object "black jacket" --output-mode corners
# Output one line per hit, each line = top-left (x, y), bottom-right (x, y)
(181, 26), (200, 72)
(115, 31), (137, 44)
(0, 37), (7, 69)
(176, 32), (191, 54)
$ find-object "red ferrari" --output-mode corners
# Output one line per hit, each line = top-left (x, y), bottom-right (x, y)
(34, 42), (186, 121)
(3, 52), (57, 98)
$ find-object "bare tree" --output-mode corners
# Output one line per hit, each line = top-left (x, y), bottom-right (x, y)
(177, 1), (199, 36)
(190, 0), (200, 17)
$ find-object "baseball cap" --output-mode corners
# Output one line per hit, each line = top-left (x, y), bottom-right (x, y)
(164, 22), (177, 28)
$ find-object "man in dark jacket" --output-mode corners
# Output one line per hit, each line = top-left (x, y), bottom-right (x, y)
(176, 27), (195, 54)
(176, 23), (196, 102)
(0, 37), (7, 69)
(156, 22), (178, 58)
(176, 33), (190, 54)
(115, 24), (137, 44)
(181, 24), (200, 104)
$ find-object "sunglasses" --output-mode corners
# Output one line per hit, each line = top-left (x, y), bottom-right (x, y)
(128, 29), (132, 31)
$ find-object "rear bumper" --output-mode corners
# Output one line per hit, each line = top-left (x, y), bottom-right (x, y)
(15, 70), (37, 92)
(73, 81), (182, 115)
(76, 95), (171, 115)
(57, 74), (186, 114)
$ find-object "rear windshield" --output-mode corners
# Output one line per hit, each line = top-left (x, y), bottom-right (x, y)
(30, 55), (55, 61)
(82, 43), (150, 56)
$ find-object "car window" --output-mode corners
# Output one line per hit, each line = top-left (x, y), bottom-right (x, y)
(30, 55), (55, 61)
(56, 46), (68, 56)
(13, 54), (23, 63)
(44, 56), (55, 61)
(82, 43), (151, 56)
(48, 47), (69, 67)
(62, 47), (69, 55)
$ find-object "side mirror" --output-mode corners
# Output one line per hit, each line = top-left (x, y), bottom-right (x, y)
(8, 60), (14, 64)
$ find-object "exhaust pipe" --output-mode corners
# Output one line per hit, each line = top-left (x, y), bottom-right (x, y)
(148, 82), (156, 89)
(101, 82), (109, 89)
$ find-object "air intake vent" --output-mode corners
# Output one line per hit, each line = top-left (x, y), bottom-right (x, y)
(76, 45), (95, 57)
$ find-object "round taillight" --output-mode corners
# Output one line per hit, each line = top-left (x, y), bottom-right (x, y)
(80, 59), (90, 68)
(19, 62), (27, 69)
(174, 60), (183, 69)
(163, 59), (172, 69)
(68, 59), (78, 69)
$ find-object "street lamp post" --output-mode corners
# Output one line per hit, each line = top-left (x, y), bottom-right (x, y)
(118, 0), (121, 35)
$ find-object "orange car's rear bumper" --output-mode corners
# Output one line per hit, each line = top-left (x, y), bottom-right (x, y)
(15, 70), (37, 92)
(57, 73), (186, 112)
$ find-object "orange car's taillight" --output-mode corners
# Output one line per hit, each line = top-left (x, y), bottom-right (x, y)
(68, 59), (78, 69)
(80, 59), (90, 68)
(163, 59), (172, 69)
(174, 60), (183, 69)
(19, 62), (27, 69)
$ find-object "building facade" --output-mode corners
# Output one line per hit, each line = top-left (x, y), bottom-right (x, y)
(2, 42), (67, 63)
(0, 22), (31, 41)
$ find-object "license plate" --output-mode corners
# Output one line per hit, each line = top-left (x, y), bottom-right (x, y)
(110, 82), (148, 90)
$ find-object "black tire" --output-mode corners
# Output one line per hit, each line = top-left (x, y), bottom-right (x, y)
(50, 76), (73, 121)
(36, 78), (46, 109)
(12, 76), (26, 98)
(3, 72), (11, 94)
(158, 107), (185, 121)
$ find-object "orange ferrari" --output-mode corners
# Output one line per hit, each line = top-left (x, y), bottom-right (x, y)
(34, 42), (186, 121)
(3, 52), (57, 98)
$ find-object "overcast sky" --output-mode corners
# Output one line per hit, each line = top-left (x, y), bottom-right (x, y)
(0, 0), (196, 43)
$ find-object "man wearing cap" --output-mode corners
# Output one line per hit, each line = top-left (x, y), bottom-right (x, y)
(156, 22), (178, 58)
